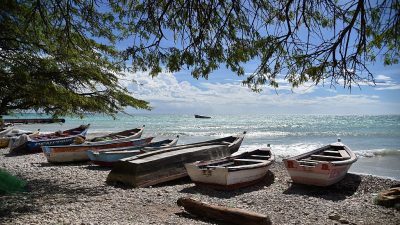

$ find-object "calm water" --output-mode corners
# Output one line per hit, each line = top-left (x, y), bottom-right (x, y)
(4, 114), (400, 180)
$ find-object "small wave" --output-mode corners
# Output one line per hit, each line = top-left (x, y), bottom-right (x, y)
(237, 143), (323, 158)
(354, 149), (400, 158)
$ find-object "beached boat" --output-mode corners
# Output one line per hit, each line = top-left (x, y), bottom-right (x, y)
(88, 126), (145, 142)
(9, 125), (90, 154)
(0, 129), (39, 148)
(43, 137), (154, 163)
(185, 147), (275, 190)
(0, 126), (14, 148)
(194, 114), (211, 119)
(0, 126), (14, 136)
(87, 136), (180, 167)
(106, 132), (246, 188)
(283, 139), (357, 186)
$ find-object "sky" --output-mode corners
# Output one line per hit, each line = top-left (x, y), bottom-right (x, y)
(120, 61), (400, 115)
(107, 2), (400, 116)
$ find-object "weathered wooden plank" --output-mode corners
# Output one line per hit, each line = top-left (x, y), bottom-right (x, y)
(177, 197), (271, 225)
(107, 144), (233, 187)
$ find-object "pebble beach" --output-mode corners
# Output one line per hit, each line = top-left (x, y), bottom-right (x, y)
(0, 147), (399, 225)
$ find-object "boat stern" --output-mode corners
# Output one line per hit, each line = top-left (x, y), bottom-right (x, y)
(283, 159), (350, 186)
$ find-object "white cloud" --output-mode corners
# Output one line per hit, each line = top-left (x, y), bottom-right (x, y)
(376, 75), (392, 81)
(120, 71), (397, 114)
(375, 85), (400, 90)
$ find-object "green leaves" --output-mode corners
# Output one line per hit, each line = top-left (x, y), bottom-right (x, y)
(0, 0), (150, 116)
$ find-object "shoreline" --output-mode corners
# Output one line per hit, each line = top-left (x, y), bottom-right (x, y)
(1, 147), (399, 225)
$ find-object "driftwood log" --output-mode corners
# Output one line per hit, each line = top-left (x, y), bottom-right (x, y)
(177, 197), (271, 225)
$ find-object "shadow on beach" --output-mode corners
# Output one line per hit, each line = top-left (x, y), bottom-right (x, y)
(179, 171), (275, 198)
(0, 177), (109, 221)
(33, 161), (89, 167)
(4, 151), (38, 157)
(84, 164), (113, 171)
(175, 211), (232, 225)
(283, 173), (362, 201)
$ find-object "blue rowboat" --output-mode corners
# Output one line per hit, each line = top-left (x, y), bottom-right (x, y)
(87, 136), (179, 167)
(9, 124), (90, 154)
(42, 136), (154, 163)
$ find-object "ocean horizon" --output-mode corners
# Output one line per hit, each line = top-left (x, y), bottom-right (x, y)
(3, 113), (400, 180)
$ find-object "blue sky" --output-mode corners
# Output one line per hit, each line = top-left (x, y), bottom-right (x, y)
(107, 3), (400, 115)
(120, 60), (400, 115)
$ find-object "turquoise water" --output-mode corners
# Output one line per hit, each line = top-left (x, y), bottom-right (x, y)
(4, 114), (400, 180)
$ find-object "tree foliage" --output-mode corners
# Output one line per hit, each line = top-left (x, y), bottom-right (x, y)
(0, 0), (150, 117)
(118, 0), (399, 90)
(0, 0), (399, 116)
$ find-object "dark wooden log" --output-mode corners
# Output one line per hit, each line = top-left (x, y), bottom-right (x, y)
(4, 118), (65, 124)
(177, 197), (271, 225)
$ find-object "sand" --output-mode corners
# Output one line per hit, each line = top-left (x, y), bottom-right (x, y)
(0, 147), (399, 225)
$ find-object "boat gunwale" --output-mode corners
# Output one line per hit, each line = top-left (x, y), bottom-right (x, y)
(88, 125), (145, 142)
(188, 149), (275, 172)
(120, 132), (245, 162)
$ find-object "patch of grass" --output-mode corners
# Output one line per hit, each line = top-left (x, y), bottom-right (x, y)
(0, 169), (27, 195)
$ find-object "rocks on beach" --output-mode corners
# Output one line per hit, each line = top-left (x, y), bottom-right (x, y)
(0, 147), (399, 225)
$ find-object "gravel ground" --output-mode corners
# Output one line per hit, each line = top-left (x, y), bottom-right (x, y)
(0, 147), (399, 225)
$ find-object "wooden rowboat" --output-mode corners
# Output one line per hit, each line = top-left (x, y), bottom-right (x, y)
(0, 129), (40, 148)
(1, 126), (15, 148)
(9, 124), (90, 154)
(185, 147), (275, 190)
(87, 136), (180, 167)
(42, 137), (154, 163)
(283, 139), (357, 186)
(88, 126), (145, 142)
(0, 126), (14, 136)
(106, 132), (246, 188)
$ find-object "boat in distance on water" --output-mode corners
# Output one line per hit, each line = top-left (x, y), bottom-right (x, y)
(185, 146), (275, 190)
(42, 136), (154, 163)
(87, 136), (180, 167)
(194, 114), (211, 119)
(88, 126), (145, 142)
(283, 139), (357, 186)
(106, 132), (246, 188)
(9, 124), (90, 154)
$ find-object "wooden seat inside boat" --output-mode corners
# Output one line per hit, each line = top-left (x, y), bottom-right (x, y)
(233, 158), (265, 165)
(205, 162), (235, 168)
(249, 154), (270, 159)
(307, 147), (350, 161)
(114, 135), (126, 138)
(310, 154), (344, 161)
(298, 159), (324, 166)
(338, 150), (350, 159)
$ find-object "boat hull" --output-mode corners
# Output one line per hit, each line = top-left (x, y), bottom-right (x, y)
(284, 160), (352, 186)
(283, 140), (357, 187)
(43, 137), (153, 163)
(9, 125), (90, 154)
(0, 126), (14, 136)
(87, 150), (142, 166)
(0, 138), (9, 148)
(87, 138), (179, 167)
(186, 164), (271, 190)
(107, 144), (236, 187)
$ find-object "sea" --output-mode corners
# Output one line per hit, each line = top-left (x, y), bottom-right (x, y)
(3, 114), (400, 180)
